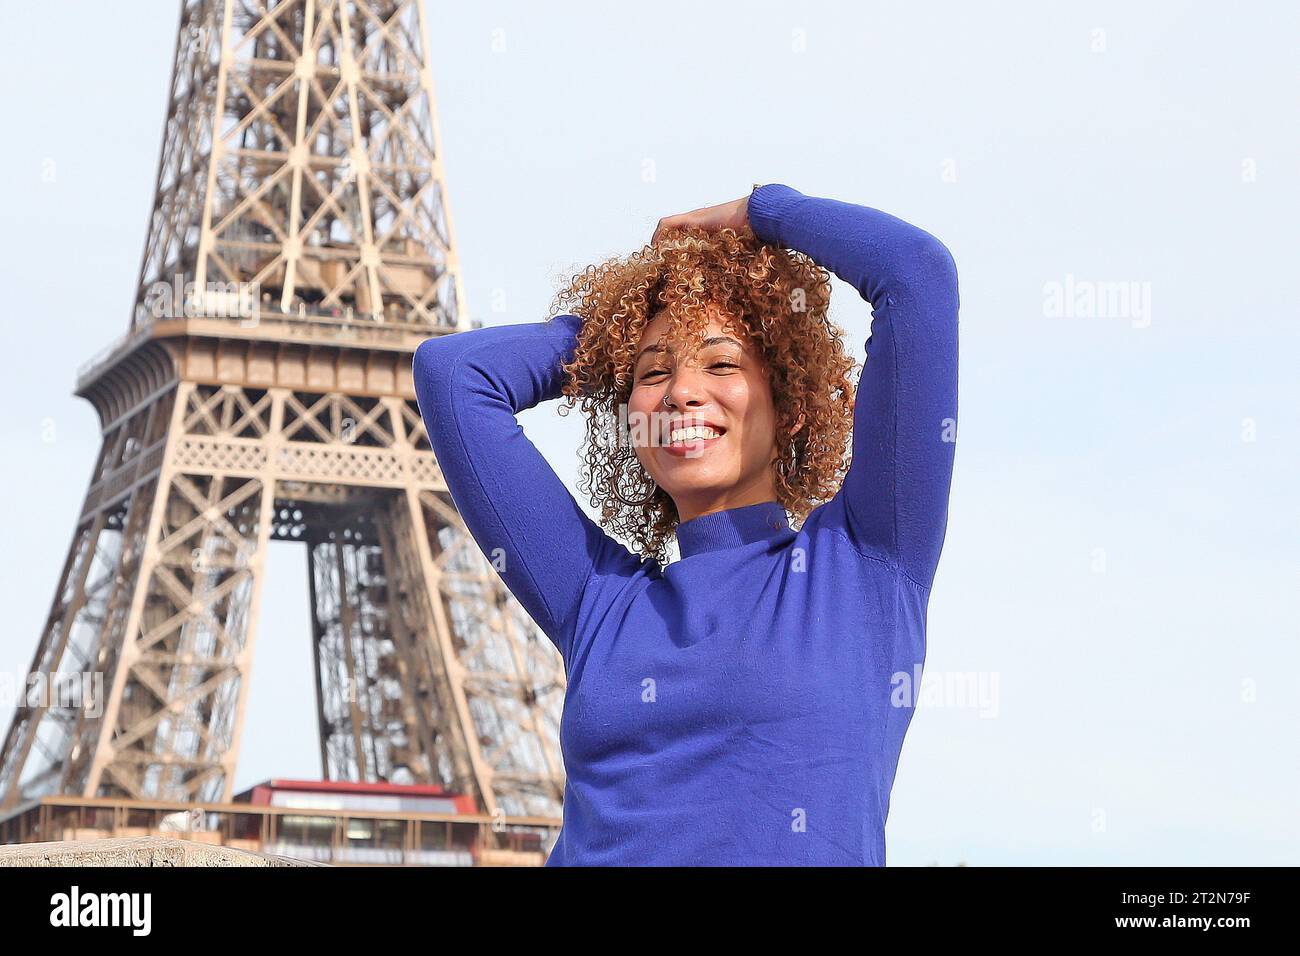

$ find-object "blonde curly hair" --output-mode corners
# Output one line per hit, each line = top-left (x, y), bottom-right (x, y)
(547, 223), (858, 566)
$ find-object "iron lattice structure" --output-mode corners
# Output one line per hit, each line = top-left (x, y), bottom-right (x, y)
(0, 0), (566, 820)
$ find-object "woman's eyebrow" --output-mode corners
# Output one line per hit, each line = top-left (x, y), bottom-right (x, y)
(635, 335), (744, 365)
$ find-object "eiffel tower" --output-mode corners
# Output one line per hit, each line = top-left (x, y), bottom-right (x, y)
(0, 0), (565, 821)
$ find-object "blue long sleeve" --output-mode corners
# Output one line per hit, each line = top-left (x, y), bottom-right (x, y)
(412, 186), (959, 865)
(748, 184), (960, 589)
(411, 316), (644, 664)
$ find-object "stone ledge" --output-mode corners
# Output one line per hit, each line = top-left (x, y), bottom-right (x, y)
(0, 837), (328, 867)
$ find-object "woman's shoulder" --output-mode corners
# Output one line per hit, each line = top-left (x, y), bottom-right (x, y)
(795, 499), (908, 580)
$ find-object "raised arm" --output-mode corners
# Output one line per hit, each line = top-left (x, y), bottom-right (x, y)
(747, 184), (959, 589)
(411, 314), (643, 662)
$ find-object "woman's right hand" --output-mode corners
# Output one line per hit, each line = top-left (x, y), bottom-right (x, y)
(651, 193), (753, 244)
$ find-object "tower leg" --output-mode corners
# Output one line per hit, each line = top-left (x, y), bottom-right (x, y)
(83, 382), (273, 803)
(0, 388), (175, 808)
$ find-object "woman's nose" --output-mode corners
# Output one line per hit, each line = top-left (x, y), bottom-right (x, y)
(661, 368), (709, 408)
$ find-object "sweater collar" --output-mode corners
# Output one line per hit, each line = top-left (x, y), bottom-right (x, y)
(675, 500), (792, 559)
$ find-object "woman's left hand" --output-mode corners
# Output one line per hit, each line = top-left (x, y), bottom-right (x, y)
(651, 194), (752, 244)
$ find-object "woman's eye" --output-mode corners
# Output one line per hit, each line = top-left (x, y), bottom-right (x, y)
(638, 361), (736, 381)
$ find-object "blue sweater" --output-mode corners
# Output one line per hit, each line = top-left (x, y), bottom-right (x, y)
(411, 184), (959, 865)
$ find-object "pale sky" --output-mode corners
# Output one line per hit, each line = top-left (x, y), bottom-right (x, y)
(0, 0), (1295, 864)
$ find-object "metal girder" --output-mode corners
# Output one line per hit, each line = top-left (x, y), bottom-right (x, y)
(1, 1), (566, 823)
(3, 381), (568, 818)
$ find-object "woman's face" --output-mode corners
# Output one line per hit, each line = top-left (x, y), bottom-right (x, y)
(628, 306), (786, 522)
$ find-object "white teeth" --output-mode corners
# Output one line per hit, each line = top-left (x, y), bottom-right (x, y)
(669, 425), (720, 443)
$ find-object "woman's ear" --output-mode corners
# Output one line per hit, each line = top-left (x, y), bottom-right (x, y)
(788, 410), (806, 436)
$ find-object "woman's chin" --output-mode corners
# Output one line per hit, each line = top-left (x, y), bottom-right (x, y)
(656, 474), (736, 504)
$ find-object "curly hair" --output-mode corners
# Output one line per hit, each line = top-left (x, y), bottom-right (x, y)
(546, 222), (858, 566)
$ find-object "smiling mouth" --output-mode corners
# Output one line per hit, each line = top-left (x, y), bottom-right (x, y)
(661, 426), (726, 457)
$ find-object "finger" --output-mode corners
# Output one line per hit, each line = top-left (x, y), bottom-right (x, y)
(654, 214), (694, 244)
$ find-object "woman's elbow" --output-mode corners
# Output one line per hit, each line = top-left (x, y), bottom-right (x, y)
(413, 334), (464, 387)
(412, 336), (462, 414)
(913, 234), (959, 305)
(914, 231), (956, 281)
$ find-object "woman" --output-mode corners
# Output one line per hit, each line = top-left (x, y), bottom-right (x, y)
(412, 183), (959, 866)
